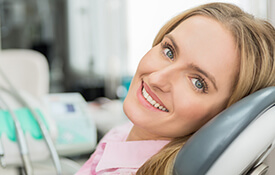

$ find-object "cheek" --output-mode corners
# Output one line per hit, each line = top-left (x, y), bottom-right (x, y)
(135, 46), (164, 75)
(178, 95), (230, 132)
(123, 89), (140, 125)
(123, 98), (132, 121)
(178, 100), (210, 123)
(173, 95), (220, 133)
(136, 53), (155, 73)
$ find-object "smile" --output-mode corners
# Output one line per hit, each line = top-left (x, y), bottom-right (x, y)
(142, 87), (169, 112)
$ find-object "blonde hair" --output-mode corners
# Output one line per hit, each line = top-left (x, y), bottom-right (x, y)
(136, 2), (275, 175)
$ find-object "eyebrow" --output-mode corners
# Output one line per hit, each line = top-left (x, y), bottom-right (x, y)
(164, 34), (179, 55)
(188, 64), (218, 91)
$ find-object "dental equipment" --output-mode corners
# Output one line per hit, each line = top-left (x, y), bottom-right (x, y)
(0, 96), (33, 175)
(0, 100), (6, 168)
(0, 140), (6, 168)
(0, 66), (62, 174)
(43, 92), (97, 156)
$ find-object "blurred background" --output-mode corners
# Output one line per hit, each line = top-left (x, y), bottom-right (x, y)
(0, 0), (274, 101)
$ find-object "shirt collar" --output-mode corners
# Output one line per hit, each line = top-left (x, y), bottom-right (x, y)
(96, 140), (170, 172)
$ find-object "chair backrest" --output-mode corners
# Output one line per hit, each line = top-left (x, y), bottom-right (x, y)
(0, 49), (49, 99)
(173, 86), (275, 175)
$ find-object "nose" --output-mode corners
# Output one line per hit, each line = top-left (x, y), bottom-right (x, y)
(147, 65), (176, 93)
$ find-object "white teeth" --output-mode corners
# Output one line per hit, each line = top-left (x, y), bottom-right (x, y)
(142, 87), (168, 112)
(144, 93), (149, 98)
(154, 103), (160, 108)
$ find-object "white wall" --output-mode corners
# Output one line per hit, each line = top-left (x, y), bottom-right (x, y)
(267, 0), (275, 26)
(125, 0), (262, 75)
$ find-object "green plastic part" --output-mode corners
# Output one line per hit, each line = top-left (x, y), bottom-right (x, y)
(0, 108), (49, 142)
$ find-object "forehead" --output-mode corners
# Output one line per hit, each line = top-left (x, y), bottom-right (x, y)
(169, 15), (239, 90)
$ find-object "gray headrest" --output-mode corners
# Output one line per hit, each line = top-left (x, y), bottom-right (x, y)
(173, 86), (275, 175)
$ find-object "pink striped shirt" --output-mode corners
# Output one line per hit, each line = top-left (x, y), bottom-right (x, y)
(75, 122), (170, 175)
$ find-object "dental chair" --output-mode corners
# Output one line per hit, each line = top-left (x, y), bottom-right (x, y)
(0, 49), (49, 99)
(173, 86), (275, 175)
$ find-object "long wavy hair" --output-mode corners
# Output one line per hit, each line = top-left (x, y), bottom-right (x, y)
(136, 2), (275, 175)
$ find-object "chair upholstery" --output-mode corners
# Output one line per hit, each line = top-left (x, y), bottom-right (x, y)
(0, 49), (49, 99)
(173, 87), (275, 175)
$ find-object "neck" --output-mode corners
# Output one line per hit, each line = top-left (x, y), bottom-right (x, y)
(126, 125), (171, 141)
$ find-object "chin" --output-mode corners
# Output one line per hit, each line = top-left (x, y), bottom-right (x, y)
(123, 93), (143, 126)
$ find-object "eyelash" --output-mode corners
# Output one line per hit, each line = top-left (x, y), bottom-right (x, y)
(191, 76), (209, 94)
(161, 42), (175, 60)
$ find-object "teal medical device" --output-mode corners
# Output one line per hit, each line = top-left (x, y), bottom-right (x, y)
(0, 108), (49, 172)
(0, 92), (33, 175)
(0, 64), (62, 175)
(43, 93), (97, 157)
(0, 108), (48, 142)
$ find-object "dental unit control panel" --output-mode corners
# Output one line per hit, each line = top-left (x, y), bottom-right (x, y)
(43, 93), (97, 156)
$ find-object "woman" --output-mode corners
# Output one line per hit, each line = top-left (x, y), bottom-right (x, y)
(76, 2), (275, 175)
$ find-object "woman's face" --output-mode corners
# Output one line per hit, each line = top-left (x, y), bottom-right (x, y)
(123, 15), (239, 140)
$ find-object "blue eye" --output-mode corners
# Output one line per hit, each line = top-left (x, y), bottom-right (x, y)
(161, 42), (175, 60)
(191, 77), (208, 93)
(164, 48), (174, 60)
(192, 78), (203, 89)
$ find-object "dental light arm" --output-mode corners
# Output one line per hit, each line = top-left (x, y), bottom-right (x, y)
(0, 65), (62, 175)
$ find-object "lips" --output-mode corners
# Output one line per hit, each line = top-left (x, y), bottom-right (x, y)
(142, 81), (169, 112)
